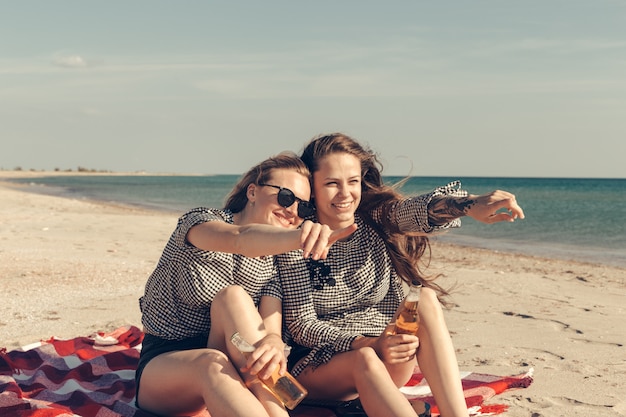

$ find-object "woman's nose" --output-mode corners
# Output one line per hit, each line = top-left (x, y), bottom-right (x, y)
(284, 202), (299, 218)
(337, 185), (350, 197)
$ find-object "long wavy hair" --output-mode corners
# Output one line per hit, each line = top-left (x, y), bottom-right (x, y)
(300, 133), (450, 301)
(224, 152), (311, 213)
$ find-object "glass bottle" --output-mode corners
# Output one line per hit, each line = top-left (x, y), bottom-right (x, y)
(392, 280), (421, 335)
(230, 332), (308, 410)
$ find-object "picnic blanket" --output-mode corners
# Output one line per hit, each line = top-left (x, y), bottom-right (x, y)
(1, 326), (533, 417)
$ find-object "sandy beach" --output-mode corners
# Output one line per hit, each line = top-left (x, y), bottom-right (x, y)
(1, 171), (624, 417)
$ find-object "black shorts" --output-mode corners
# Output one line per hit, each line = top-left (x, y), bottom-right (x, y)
(135, 332), (209, 407)
(287, 343), (311, 372)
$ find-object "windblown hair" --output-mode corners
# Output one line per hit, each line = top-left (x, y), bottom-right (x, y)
(224, 152), (311, 213)
(301, 133), (450, 301)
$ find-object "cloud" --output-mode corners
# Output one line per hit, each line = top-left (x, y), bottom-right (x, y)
(53, 54), (88, 68)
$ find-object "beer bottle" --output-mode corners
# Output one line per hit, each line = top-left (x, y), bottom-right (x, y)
(392, 281), (421, 335)
(230, 332), (308, 410)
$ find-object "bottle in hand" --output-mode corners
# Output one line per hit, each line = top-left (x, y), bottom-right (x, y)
(393, 281), (421, 335)
(230, 332), (308, 410)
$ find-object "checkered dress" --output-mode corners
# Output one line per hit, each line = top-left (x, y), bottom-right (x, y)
(277, 182), (467, 376)
(139, 207), (278, 340)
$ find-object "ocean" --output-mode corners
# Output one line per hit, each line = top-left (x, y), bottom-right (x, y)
(8, 175), (626, 268)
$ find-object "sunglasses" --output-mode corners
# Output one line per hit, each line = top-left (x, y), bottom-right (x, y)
(258, 183), (316, 218)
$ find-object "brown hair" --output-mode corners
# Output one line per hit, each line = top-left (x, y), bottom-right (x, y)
(224, 152), (311, 213)
(301, 133), (450, 301)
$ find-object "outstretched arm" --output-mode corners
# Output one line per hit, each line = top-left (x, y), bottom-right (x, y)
(428, 189), (525, 226)
(187, 220), (357, 259)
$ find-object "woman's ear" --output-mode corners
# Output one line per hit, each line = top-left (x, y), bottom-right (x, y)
(246, 183), (257, 204)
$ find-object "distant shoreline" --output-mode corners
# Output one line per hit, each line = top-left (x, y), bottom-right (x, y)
(0, 170), (205, 178)
(3, 170), (624, 270)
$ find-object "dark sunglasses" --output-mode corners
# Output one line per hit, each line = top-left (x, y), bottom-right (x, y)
(258, 183), (316, 218)
(307, 259), (335, 290)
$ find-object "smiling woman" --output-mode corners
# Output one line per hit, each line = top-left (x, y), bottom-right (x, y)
(134, 151), (355, 417)
(276, 132), (527, 417)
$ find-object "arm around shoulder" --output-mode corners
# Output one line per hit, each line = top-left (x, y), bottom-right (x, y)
(187, 221), (302, 258)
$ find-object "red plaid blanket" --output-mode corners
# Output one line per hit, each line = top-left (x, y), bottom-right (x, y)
(1, 326), (533, 417)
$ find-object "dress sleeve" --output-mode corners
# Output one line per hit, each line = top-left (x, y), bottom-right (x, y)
(173, 207), (227, 249)
(169, 208), (232, 307)
(390, 181), (468, 233)
(260, 263), (283, 300)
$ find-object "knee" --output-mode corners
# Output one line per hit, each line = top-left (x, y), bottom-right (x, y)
(417, 287), (444, 318)
(212, 285), (253, 314)
(194, 349), (232, 377)
(352, 347), (387, 375)
(197, 348), (229, 364)
(214, 285), (249, 304)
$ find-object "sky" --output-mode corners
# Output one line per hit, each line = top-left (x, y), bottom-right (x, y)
(2, 1), (625, 178)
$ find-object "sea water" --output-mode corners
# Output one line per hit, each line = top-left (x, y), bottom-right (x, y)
(8, 175), (625, 268)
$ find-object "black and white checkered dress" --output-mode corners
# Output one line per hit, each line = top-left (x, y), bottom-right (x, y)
(277, 182), (467, 376)
(139, 207), (278, 341)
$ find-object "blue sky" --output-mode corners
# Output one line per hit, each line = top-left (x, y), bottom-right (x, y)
(2, 1), (625, 178)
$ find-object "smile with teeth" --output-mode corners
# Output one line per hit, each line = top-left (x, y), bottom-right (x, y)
(275, 212), (292, 226)
(334, 202), (352, 209)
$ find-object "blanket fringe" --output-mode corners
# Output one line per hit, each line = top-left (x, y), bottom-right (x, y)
(0, 347), (20, 374)
(476, 404), (509, 415)
(515, 368), (534, 388)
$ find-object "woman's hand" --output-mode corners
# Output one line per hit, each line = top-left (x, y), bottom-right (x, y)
(299, 221), (358, 260)
(466, 190), (525, 224)
(372, 324), (420, 364)
(429, 189), (524, 226)
(242, 333), (287, 380)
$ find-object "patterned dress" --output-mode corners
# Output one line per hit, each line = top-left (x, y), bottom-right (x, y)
(139, 207), (278, 340)
(277, 182), (466, 376)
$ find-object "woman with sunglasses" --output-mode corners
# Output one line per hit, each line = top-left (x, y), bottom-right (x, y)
(135, 152), (356, 417)
(277, 134), (525, 417)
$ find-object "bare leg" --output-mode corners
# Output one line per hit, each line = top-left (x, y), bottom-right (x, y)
(384, 355), (419, 388)
(298, 347), (418, 417)
(416, 287), (469, 417)
(138, 348), (272, 417)
(209, 285), (288, 417)
(138, 285), (288, 417)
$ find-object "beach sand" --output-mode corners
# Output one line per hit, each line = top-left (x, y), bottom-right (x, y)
(1, 171), (625, 417)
